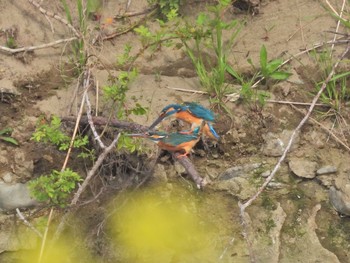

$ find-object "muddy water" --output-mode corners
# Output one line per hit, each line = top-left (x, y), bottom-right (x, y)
(106, 182), (248, 263)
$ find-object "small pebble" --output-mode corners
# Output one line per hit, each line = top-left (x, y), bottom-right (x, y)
(316, 166), (337, 175)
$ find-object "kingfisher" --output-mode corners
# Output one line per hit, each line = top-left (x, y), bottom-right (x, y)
(129, 127), (201, 158)
(148, 102), (219, 140)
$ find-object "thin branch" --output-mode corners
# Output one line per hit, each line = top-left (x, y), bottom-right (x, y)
(16, 208), (43, 238)
(53, 133), (121, 240)
(61, 69), (90, 170)
(38, 208), (54, 263)
(240, 43), (350, 210)
(290, 104), (350, 152)
(28, 0), (81, 38)
(174, 153), (208, 189)
(62, 115), (150, 133)
(71, 133), (121, 205)
(85, 93), (106, 149)
(330, 0), (346, 56)
(239, 43), (350, 262)
(0, 37), (77, 54)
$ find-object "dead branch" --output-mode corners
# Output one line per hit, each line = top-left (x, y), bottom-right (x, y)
(239, 43), (350, 262)
(62, 115), (150, 133)
(53, 133), (121, 241)
(290, 104), (350, 152)
(174, 153), (208, 189)
(0, 37), (77, 54)
(16, 208), (43, 238)
(28, 0), (81, 38)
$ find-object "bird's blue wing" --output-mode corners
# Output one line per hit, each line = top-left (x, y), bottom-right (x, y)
(162, 133), (198, 146)
(183, 102), (215, 122)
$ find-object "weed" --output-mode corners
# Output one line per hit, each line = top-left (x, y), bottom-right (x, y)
(0, 127), (18, 145)
(311, 48), (350, 112)
(148, 0), (179, 21)
(61, 0), (87, 73)
(5, 36), (17, 49)
(31, 115), (91, 157)
(264, 218), (276, 233)
(28, 168), (82, 207)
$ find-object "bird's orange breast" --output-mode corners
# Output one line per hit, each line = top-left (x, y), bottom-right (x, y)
(158, 138), (199, 154)
(175, 111), (202, 125)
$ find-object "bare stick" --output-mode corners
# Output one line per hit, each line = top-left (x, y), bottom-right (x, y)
(71, 133), (120, 205)
(53, 133), (121, 240)
(16, 208), (43, 238)
(28, 0), (81, 38)
(174, 153), (208, 189)
(62, 115), (150, 133)
(85, 93), (106, 149)
(290, 104), (350, 152)
(330, 0), (346, 56)
(38, 208), (54, 263)
(0, 37), (77, 54)
(240, 44), (350, 211)
(239, 43), (350, 262)
(62, 69), (90, 170)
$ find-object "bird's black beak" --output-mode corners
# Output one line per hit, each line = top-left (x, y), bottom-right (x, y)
(148, 114), (165, 130)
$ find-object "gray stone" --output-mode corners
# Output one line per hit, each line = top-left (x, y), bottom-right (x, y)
(262, 130), (300, 157)
(153, 164), (167, 182)
(218, 163), (262, 180)
(0, 79), (20, 96)
(0, 183), (38, 211)
(1, 172), (15, 184)
(289, 157), (317, 179)
(174, 162), (186, 175)
(261, 170), (271, 178)
(329, 186), (350, 216)
(316, 166), (337, 175)
(13, 149), (34, 179)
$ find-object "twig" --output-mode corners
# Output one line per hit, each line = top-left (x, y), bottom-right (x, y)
(62, 115), (150, 133)
(266, 99), (328, 107)
(61, 69), (90, 170)
(16, 208), (43, 238)
(174, 153), (208, 189)
(71, 133), (121, 205)
(330, 0), (346, 56)
(290, 104), (350, 152)
(239, 43), (350, 262)
(28, 0), (81, 38)
(102, 7), (157, 41)
(0, 37), (77, 54)
(85, 93), (106, 149)
(53, 133), (121, 240)
(38, 208), (54, 263)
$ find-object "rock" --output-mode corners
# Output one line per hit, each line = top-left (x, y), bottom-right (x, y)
(261, 130), (300, 157)
(261, 170), (271, 178)
(218, 163), (262, 180)
(329, 186), (350, 216)
(174, 162), (186, 175)
(316, 175), (333, 188)
(153, 164), (167, 183)
(289, 157), (317, 179)
(13, 148), (34, 179)
(0, 78), (20, 96)
(316, 166), (337, 175)
(0, 183), (38, 211)
(1, 172), (15, 183)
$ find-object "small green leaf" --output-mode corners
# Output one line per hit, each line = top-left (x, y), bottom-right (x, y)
(0, 136), (18, 145)
(269, 71), (291, 80)
(260, 45), (267, 70)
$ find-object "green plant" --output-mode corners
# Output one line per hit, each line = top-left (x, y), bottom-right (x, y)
(5, 36), (17, 49)
(28, 168), (82, 207)
(61, 0), (87, 72)
(31, 115), (90, 153)
(178, 0), (241, 107)
(311, 49), (350, 111)
(148, 0), (179, 21)
(0, 127), (18, 145)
